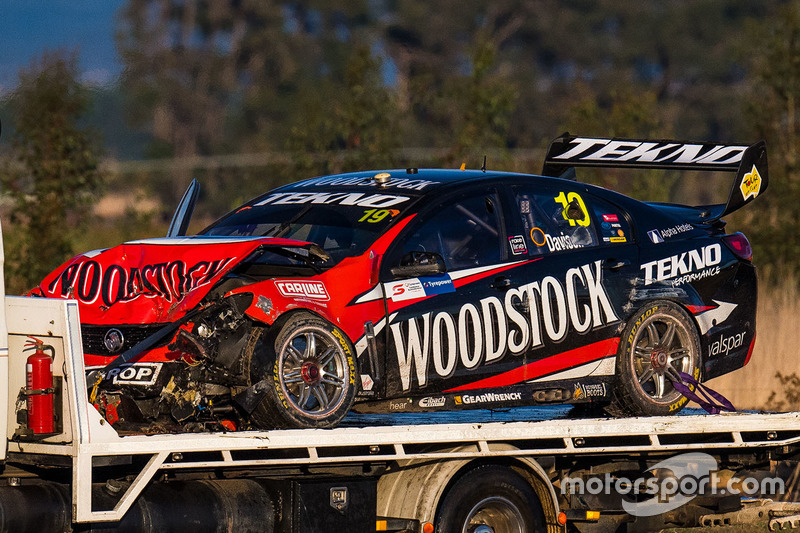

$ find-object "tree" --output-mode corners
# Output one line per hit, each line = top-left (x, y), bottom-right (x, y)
(1, 51), (103, 293)
(737, 2), (800, 272)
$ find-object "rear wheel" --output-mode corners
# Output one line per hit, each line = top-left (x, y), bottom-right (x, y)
(610, 301), (701, 416)
(243, 313), (357, 429)
(435, 465), (546, 533)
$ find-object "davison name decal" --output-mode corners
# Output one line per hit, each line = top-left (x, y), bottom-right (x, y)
(389, 260), (619, 391)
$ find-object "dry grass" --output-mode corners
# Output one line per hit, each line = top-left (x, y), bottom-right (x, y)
(709, 273), (800, 411)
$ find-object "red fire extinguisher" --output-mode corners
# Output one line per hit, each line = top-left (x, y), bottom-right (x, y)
(25, 337), (55, 434)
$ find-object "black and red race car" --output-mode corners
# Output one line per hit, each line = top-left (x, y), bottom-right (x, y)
(34, 134), (767, 430)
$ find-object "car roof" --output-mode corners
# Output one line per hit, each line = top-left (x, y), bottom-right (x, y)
(276, 168), (580, 198)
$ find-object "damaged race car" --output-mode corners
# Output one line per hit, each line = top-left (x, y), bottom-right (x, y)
(33, 134), (767, 431)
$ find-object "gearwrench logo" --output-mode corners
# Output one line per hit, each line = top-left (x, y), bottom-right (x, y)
(561, 452), (784, 517)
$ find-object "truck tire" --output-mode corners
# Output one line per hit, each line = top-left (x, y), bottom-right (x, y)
(610, 301), (701, 417)
(244, 313), (357, 429)
(435, 465), (546, 533)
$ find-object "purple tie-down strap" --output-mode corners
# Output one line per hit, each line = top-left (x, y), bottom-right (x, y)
(669, 371), (736, 415)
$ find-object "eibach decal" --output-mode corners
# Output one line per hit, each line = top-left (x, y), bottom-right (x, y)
(389, 260), (619, 391)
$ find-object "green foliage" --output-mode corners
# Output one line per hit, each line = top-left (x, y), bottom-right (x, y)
(0, 52), (103, 293)
(286, 43), (400, 174)
(740, 3), (800, 271)
(764, 372), (800, 412)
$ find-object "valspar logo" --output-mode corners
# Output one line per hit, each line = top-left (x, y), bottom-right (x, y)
(640, 244), (722, 286)
(275, 280), (330, 300)
(389, 261), (619, 391)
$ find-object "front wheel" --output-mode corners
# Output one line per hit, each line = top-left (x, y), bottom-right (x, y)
(610, 301), (701, 417)
(244, 313), (357, 429)
(435, 465), (546, 533)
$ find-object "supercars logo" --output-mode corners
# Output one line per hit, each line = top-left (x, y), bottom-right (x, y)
(275, 280), (330, 300)
(740, 165), (762, 201)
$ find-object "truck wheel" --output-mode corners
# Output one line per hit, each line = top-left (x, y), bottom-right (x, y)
(245, 313), (357, 429)
(610, 301), (701, 417)
(435, 465), (546, 533)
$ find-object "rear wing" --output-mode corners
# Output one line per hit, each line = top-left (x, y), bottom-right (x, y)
(541, 133), (768, 222)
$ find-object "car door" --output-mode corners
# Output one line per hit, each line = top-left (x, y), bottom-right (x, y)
(379, 185), (520, 398)
(490, 182), (639, 391)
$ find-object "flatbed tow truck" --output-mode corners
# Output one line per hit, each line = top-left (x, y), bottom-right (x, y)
(1, 227), (800, 532)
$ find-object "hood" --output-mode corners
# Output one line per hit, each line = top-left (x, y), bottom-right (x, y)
(38, 236), (309, 324)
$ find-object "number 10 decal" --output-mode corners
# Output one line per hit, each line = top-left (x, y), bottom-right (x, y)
(554, 191), (590, 227)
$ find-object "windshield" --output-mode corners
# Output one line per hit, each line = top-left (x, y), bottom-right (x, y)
(202, 194), (411, 265)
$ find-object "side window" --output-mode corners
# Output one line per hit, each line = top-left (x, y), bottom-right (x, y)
(512, 187), (598, 255)
(393, 191), (504, 271)
(588, 197), (632, 245)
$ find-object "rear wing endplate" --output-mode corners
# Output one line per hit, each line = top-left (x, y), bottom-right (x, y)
(541, 133), (768, 222)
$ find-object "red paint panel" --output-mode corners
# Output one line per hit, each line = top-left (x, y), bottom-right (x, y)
(445, 337), (620, 391)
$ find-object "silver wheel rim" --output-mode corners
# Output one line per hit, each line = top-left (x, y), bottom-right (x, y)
(630, 311), (696, 404)
(462, 496), (526, 533)
(277, 325), (349, 419)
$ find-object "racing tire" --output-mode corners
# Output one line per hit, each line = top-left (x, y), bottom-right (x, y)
(609, 301), (701, 417)
(434, 465), (546, 533)
(243, 313), (357, 429)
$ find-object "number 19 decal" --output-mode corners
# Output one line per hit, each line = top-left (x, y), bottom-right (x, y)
(554, 191), (590, 227)
(359, 209), (400, 223)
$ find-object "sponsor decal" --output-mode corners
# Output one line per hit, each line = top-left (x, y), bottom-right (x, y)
(255, 192), (410, 208)
(740, 165), (762, 201)
(649, 223), (693, 244)
(531, 227), (547, 247)
(520, 200), (531, 214)
(389, 398), (413, 411)
(647, 230), (664, 244)
(546, 233), (583, 252)
(709, 331), (746, 357)
(552, 138), (747, 166)
(602, 214), (619, 222)
(572, 382), (607, 400)
(509, 235), (528, 255)
(640, 244), (722, 286)
(360, 374), (374, 391)
(610, 236), (627, 243)
(454, 392), (523, 405)
(108, 363), (162, 386)
(389, 260), (619, 391)
(386, 274), (455, 302)
(275, 280), (330, 300)
(298, 175), (437, 190)
(419, 396), (446, 408)
(47, 257), (237, 306)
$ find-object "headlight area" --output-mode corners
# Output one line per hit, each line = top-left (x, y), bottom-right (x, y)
(92, 292), (262, 433)
(171, 292), (256, 369)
